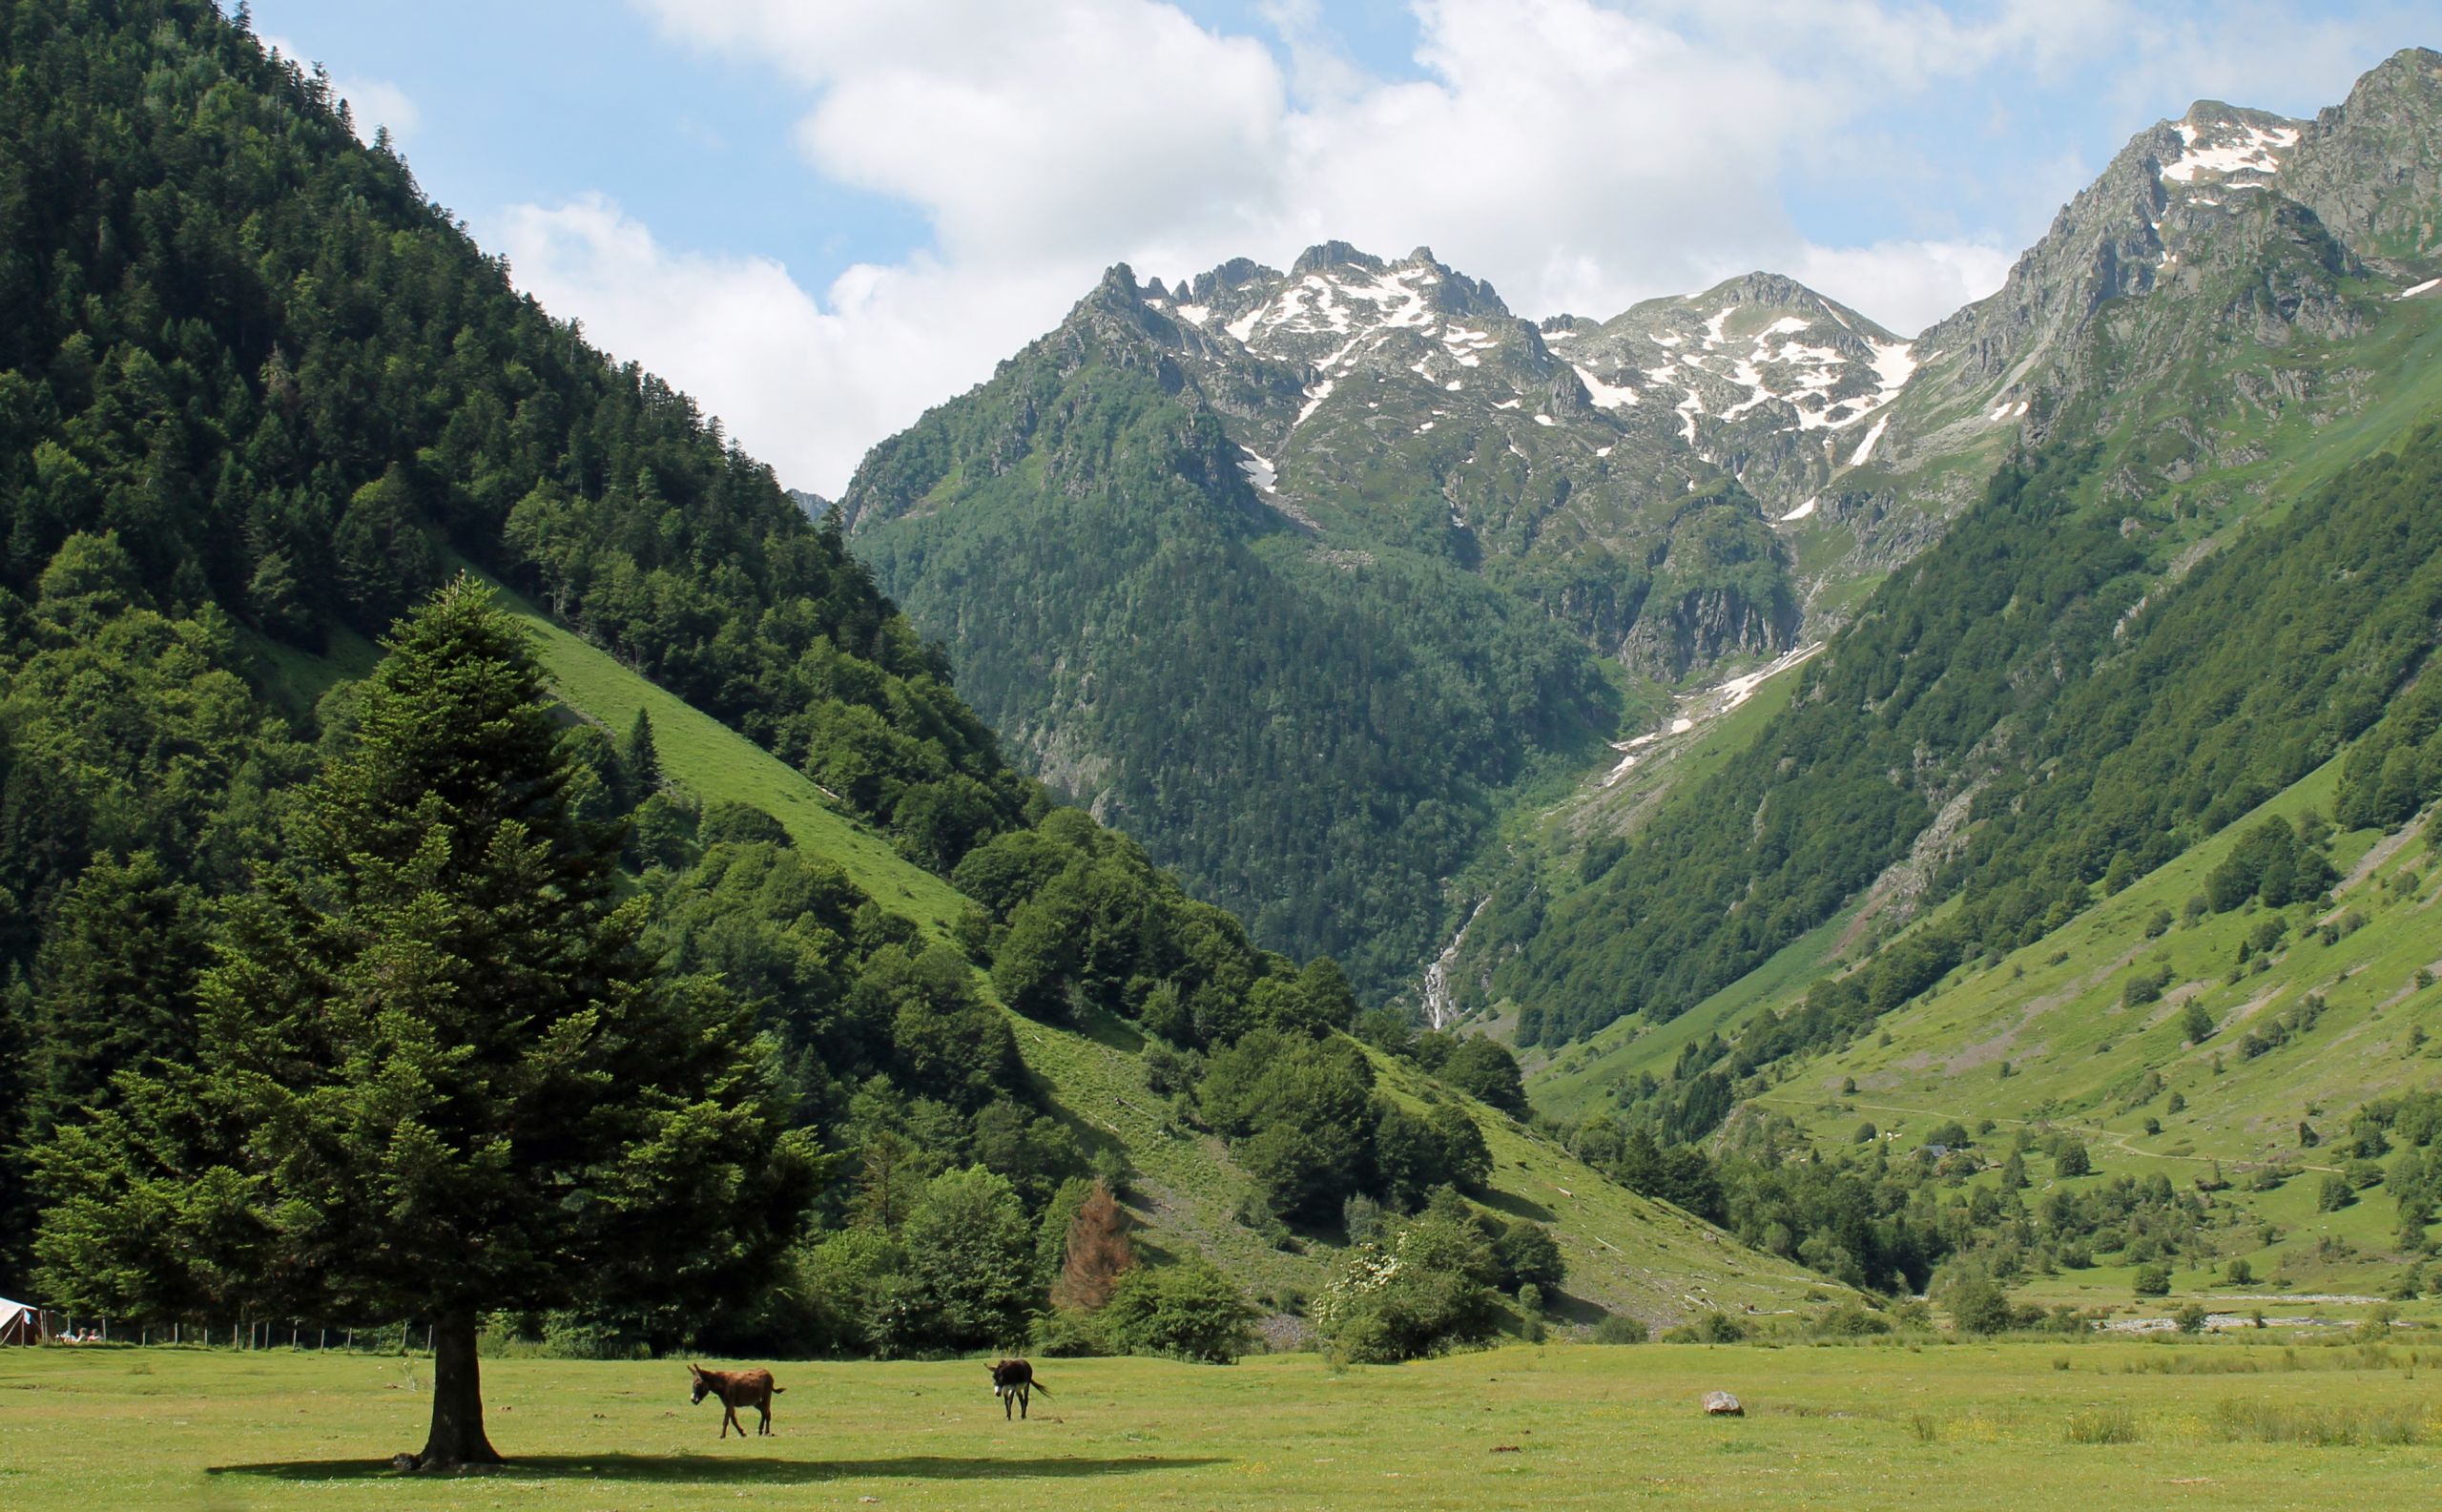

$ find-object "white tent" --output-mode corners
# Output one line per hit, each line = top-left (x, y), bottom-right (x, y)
(0, 1296), (46, 1346)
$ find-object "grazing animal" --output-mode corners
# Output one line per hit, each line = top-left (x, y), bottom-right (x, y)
(689, 1362), (784, 1439)
(990, 1357), (1048, 1420)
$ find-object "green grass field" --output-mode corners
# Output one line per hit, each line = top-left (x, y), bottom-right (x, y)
(8, 1339), (2442, 1511)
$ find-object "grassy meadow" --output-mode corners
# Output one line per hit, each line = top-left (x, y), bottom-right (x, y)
(7, 1337), (2442, 1511)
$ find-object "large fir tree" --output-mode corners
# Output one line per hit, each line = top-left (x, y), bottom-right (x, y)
(32, 579), (819, 1467)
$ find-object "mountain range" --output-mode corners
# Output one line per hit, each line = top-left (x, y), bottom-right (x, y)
(842, 49), (2442, 1021)
(838, 44), (2442, 1304)
(9, 2), (2442, 1333)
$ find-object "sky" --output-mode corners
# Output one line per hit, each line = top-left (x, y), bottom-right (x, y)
(248, 0), (2432, 496)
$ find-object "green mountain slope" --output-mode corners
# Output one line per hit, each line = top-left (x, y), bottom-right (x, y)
(1655, 756), (2442, 1305)
(507, 577), (1837, 1324)
(1466, 266), (2442, 1052)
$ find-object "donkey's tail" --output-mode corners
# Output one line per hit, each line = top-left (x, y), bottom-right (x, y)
(1030, 1379), (1049, 1396)
(773, 1385), (787, 1393)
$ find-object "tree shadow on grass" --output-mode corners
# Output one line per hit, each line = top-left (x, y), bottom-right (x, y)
(209, 1452), (1224, 1484)
(1470, 1188), (1556, 1223)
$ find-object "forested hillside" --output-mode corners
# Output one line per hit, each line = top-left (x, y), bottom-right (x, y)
(849, 273), (1618, 994)
(0, 0), (1035, 1288)
(0, 0), (1811, 1352)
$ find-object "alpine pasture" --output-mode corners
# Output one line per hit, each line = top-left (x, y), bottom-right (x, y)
(7, 1336), (2442, 1511)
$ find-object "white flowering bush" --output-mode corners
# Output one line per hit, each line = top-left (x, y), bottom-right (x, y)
(1313, 1212), (1501, 1362)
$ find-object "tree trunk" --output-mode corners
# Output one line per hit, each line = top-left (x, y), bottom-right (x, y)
(417, 1313), (503, 1468)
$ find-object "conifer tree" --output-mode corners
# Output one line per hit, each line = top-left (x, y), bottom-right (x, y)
(622, 707), (663, 796)
(1050, 1179), (1135, 1312)
(32, 579), (818, 1468)
(26, 851), (211, 1139)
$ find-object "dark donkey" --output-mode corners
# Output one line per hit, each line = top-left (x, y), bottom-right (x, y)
(689, 1362), (785, 1439)
(989, 1357), (1048, 1420)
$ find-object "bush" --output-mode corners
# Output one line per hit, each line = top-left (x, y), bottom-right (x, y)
(1662, 1311), (1753, 1344)
(1515, 1284), (1547, 1343)
(2225, 1258), (2254, 1286)
(698, 799), (792, 848)
(2172, 1303), (2209, 1335)
(2133, 1264), (2173, 1297)
(1947, 1277), (2017, 1336)
(1312, 1212), (1503, 1363)
(2055, 1139), (2092, 1177)
(1492, 1219), (1565, 1292)
(2317, 1173), (2356, 1212)
(1809, 1301), (1893, 1337)
(1591, 1313), (1650, 1344)
(1439, 1037), (1530, 1116)
(1100, 1256), (1257, 1363)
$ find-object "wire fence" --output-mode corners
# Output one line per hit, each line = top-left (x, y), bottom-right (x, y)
(31, 1316), (442, 1353)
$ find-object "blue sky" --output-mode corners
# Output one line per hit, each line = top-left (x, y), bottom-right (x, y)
(249, 0), (2432, 493)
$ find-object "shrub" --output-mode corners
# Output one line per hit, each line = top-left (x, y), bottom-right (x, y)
(698, 799), (792, 848)
(2172, 1303), (2209, 1335)
(1947, 1278), (2016, 1336)
(2316, 1174), (2355, 1212)
(1810, 1301), (1893, 1337)
(1312, 1212), (1502, 1363)
(1592, 1313), (1649, 1344)
(1492, 1220), (1565, 1292)
(2225, 1258), (2254, 1286)
(1515, 1284), (1547, 1343)
(2133, 1264), (2173, 1297)
(2065, 1407), (2142, 1444)
(1663, 1312), (1752, 1344)
(2055, 1139), (2093, 1177)
(1101, 1256), (1257, 1363)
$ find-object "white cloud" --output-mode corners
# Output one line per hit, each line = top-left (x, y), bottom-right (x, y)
(335, 75), (420, 141)
(488, 0), (2403, 491)
(1789, 238), (2017, 338)
(260, 32), (419, 142)
(491, 196), (1083, 498)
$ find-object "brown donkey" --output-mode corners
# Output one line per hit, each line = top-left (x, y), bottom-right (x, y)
(689, 1362), (784, 1439)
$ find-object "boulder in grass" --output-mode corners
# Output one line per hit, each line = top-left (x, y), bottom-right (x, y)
(1703, 1391), (1744, 1417)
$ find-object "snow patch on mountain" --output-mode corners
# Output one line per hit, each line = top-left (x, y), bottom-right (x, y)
(1296, 380), (1335, 427)
(2162, 117), (2298, 184)
(1573, 363), (1638, 409)
(1847, 414), (1890, 466)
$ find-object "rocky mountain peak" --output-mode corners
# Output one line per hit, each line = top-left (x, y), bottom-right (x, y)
(2155, 104), (2303, 200)
(2280, 46), (2442, 271)
(1289, 239), (1388, 279)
